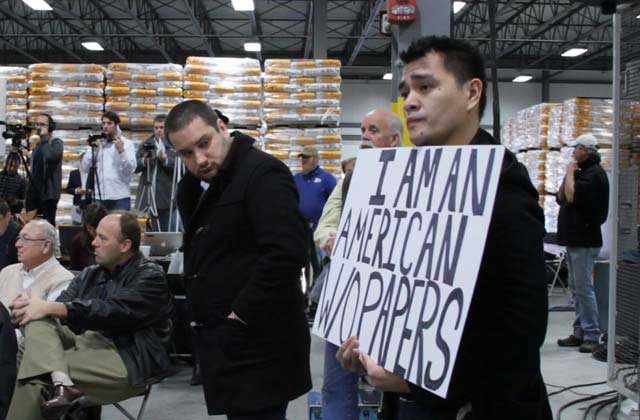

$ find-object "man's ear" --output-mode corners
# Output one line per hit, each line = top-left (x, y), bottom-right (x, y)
(466, 78), (483, 113)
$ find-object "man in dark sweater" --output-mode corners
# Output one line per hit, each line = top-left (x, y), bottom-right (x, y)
(337, 36), (552, 420)
(556, 133), (609, 353)
(0, 155), (26, 215)
(25, 113), (63, 226)
(0, 200), (18, 272)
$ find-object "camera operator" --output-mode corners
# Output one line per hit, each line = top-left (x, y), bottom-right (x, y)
(0, 155), (26, 215)
(81, 111), (136, 211)
(134, 114), (175, 231)
(24, 113), (63, 226)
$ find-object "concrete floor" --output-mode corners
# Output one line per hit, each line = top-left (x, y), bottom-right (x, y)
(103, 294), (622, 420)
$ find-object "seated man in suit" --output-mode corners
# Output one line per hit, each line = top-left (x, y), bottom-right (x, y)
(6, 211), (171, 420)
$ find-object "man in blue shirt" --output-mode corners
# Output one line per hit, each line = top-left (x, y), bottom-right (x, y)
(294, 146), (337, 231)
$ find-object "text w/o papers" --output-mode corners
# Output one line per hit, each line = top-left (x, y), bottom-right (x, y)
(312, 145), (504, 398)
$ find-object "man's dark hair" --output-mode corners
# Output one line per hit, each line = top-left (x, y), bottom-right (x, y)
(165, 100), (220, 140)
(400, 36), (487, 119)
(39, 113), (55, 132)
(111, 210), (141, 252)
(153, 114), (167, 124)
(102, 111), (121, 125)
(80, 203), (108, 247)
(0, 199), (10, 217)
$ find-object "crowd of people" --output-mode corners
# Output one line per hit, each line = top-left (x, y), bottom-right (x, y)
(0, 35), (612, 420)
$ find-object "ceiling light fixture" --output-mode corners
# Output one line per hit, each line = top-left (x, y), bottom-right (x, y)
(244, 42), (261, 52)
(81, 42), (104, 51)
(231, 0), (254, 11)
(453, 1), (466, 14)
(22, 0), (52, 11)
(561, 48), (588, 58)
(512, 75), (533, 83)
(383, 73), (393, 80)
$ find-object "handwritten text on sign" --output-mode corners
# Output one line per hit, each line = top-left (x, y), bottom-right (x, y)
(312, 146), (504, 398)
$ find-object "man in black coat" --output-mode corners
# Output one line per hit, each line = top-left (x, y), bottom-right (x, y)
(26, 113), (63, 226)
(337, 36), (552, 420)
(556, 133), (609, 353)
(167, 100), (311, 420)
(6, 211), (171, 420)
(134, 114), (176, 231)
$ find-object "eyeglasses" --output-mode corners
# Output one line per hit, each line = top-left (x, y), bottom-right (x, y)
(34, 122), (48, 127)
(300, 155), (312, 159)
(17, 235), (48, 243)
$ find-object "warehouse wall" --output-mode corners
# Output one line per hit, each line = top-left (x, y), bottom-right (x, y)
(339, 80), (612, 160)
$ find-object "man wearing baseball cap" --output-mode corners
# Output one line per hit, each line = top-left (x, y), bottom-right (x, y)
(557, 133), (609, 353)
(294, 146), (336, 231)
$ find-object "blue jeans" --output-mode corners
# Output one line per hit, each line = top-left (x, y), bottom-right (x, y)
(322, 342), (359, 420)
(96, 198), (130, 211)
(566, 246), (601, 342)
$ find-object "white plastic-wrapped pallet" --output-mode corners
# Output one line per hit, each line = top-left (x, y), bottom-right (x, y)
(560, 98), (613, 146)
(106, 63), (183, 128)
(183, 57), (262, 128)
(543, 195), (560, 233)
(0, 67), (29, 126)
(27, 64), (105, 127)
(263, 59), (341, 127)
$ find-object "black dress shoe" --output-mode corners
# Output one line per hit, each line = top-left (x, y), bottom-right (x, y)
(41, 384), (84, 420)
(557, 334), (583, 347)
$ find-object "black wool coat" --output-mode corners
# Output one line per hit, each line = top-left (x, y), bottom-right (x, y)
(177, 131), (312, 415)
(408, 129), (552, 420)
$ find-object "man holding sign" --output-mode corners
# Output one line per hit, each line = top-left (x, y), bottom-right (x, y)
(328, 36), (551, 419)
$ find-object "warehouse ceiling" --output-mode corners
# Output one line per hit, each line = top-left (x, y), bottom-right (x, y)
(1, 0), (640, 80)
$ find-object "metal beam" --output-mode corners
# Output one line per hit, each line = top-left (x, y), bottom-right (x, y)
(181, 0), (222, 56)
(494, 3), (584, 60)
(249, 10), (263, 61)
(347, 0), (385, 66)
(0, 38), (41, 62)
(0, 4), (84, 62)
(48, 0), (127, 60)
(303, 1), (313, 58)
(544, 27), (640, 81)
(525, 20), (611, 69)
(121, 0), (181, 62)
(313, 0), (327, 59)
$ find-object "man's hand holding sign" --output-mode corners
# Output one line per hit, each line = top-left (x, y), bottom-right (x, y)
(312, 145), (504, 398)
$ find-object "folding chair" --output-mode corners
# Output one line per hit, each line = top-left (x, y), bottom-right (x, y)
(64, 380), (158, 420)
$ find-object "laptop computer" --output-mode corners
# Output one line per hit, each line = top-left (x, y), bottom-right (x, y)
(141, 232), (183, 257)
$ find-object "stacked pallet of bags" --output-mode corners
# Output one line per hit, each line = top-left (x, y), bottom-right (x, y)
(183, 57), (262, 128)
(561, 98), (613, 147)
(27, 64), (105, 126)
(0, 67), (28, 125)
(263, 59), (341, 127)
(262, 59), (342, 175)
(106, 63), (183, 128)
(263, 127), (342, 176)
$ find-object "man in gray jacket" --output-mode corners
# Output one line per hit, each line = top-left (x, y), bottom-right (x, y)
(135, 114), (176, 231)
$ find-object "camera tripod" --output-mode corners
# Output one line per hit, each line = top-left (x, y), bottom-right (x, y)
(85, 141), (103, 206)
(136, 153), (161, 232)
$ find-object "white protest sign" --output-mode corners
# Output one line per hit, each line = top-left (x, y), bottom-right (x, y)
(312, 145), (504, 398)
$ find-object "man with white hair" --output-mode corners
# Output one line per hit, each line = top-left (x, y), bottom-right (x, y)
(557, 133), (609, 353)
(0, 219), (73, 310)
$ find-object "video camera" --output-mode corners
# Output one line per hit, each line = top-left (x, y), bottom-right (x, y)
(141, 142), (157, 155)
(0, 121), (35, 149)
(87, 132), (108, 146)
